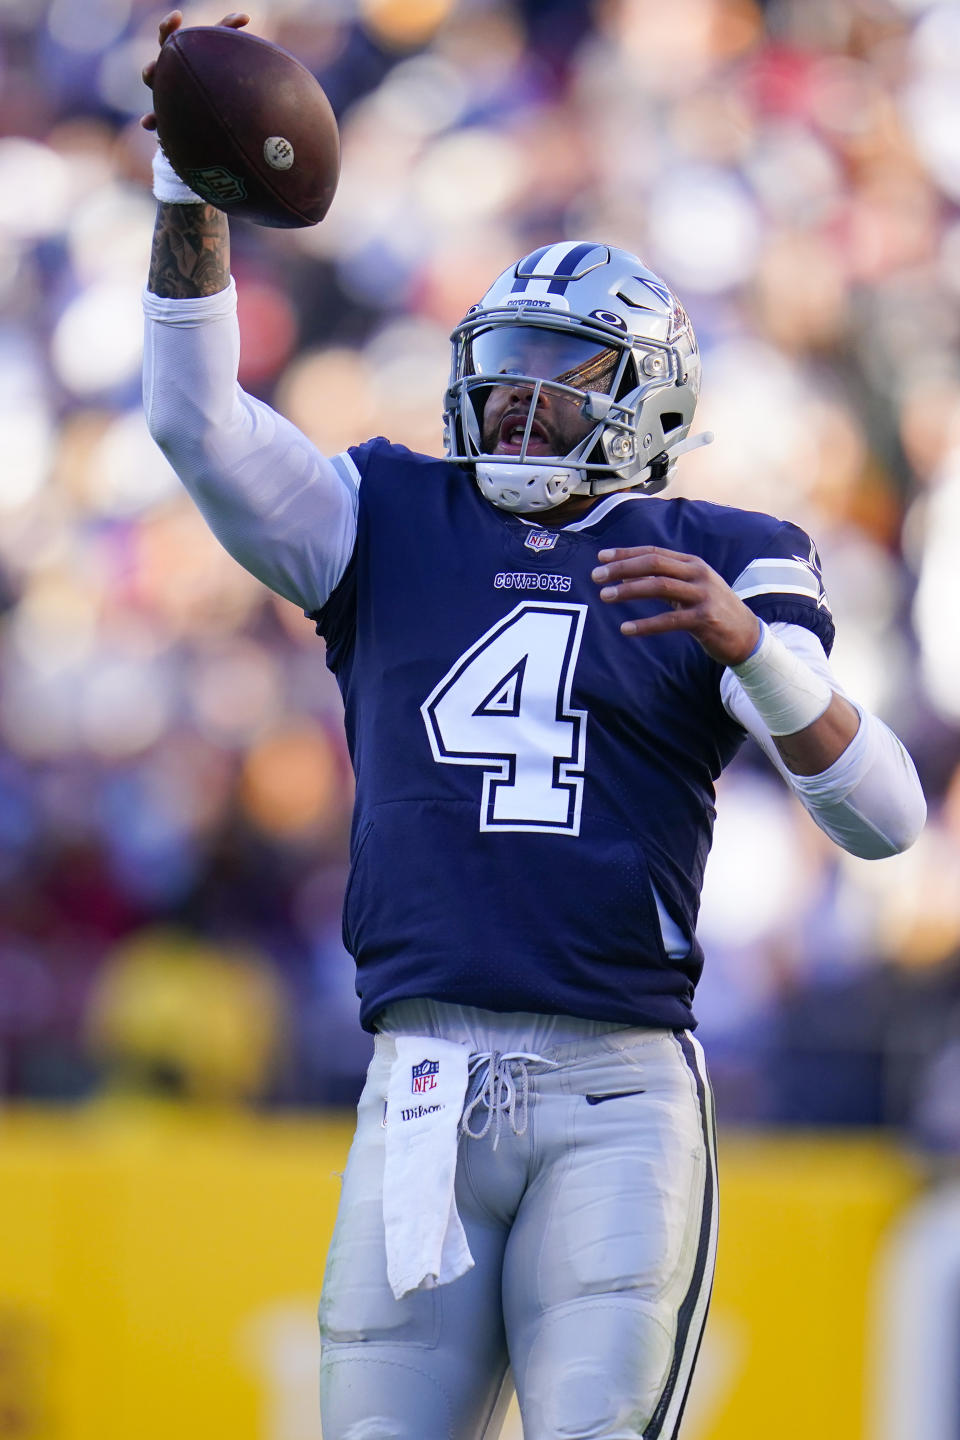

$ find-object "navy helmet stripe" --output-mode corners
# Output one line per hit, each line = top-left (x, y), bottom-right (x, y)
(547, 241), (600, 294)
(511, 244), (555, 292)
(510, 241), (606, 295)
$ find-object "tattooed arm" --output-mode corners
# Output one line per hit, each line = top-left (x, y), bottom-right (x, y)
(143, 11), (234, 300)
(141, 12), (358, 613)
(148, 202), (231, 300)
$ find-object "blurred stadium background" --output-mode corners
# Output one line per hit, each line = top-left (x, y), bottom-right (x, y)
(1, 0), (960, 1436)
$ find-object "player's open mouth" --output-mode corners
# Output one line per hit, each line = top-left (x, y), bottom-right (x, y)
(495, 412), (553, 455)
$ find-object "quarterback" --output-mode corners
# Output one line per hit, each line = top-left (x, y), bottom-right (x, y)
(142, 15), (925, 1438)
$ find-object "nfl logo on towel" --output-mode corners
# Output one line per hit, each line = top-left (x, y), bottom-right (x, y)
(524, 530), (558, 552)
(411, 1058), (440, 1093)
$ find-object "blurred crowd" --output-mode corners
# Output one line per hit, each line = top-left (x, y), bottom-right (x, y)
(1, 0), (960, 1142)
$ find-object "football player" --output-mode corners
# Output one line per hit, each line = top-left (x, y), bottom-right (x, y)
(141, 15), (926, 1438)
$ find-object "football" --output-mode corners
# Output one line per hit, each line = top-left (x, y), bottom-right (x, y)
(152, 26), (340, 228)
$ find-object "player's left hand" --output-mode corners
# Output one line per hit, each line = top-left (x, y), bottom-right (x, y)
(592, 545), (760, 667)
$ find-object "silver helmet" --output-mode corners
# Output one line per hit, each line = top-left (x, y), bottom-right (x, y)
(443, 241), (710, 513)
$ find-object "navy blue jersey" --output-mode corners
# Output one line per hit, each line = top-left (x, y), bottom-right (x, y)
(315, 440), (834, 1033)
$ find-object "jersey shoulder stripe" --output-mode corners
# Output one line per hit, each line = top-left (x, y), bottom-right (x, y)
(331, 450), (362, 491)
(731, 556), (830, 610)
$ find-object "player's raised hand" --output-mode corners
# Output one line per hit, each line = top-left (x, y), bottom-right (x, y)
(592, 545), (761, 666)
(140, 10), (250, 129)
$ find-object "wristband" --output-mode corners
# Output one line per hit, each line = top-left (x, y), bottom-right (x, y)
(152, 148), (204, 205)
(730, 621), (832, 736)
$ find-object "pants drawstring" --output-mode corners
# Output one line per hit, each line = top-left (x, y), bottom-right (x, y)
(460, 1050), (558, 1150)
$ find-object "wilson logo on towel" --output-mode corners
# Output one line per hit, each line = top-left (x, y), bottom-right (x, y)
(411, 1058), (440, 1093)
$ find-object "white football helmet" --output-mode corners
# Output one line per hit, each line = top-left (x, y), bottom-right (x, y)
(443, 241), (710, 513)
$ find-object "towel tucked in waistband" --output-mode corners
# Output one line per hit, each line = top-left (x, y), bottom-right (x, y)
(382, 1035), (471, 1300)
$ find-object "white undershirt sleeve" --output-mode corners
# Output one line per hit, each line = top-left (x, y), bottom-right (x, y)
(142, 280), (357, 613)
(721, 622), (926, 859)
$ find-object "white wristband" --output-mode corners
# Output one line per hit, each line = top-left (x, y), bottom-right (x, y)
(152, 148), (205, 205)
(730, 621), (832, 736)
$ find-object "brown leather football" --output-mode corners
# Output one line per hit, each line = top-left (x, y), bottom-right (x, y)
(153, 26), (340, 228)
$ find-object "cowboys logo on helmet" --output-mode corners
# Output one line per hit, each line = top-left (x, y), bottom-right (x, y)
(443, 241), (711, 513)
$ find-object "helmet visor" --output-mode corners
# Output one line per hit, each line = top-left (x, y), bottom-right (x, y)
(468, 325), (621, 393)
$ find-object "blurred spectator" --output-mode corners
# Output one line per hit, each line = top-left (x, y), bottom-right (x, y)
(0, 0), (957, 1144)
(86, 925), (288, 1104)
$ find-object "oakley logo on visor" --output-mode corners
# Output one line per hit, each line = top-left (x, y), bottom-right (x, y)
(590, 308), (628, 330)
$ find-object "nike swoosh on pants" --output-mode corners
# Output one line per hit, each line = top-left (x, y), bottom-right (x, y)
(584, 1089), (645, 1105)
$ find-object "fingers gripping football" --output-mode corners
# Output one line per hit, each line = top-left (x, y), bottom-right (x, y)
(140, 10), (250, 130)
(591, 545), (761, 666)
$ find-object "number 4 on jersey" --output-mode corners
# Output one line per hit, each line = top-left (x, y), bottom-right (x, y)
(421, 602), (588, 835)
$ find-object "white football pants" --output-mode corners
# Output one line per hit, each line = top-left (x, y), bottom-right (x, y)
(319, 1012), (717, 1440)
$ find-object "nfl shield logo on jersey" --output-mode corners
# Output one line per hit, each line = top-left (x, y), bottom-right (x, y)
(411, 1058), (440, 1093)
(524, 529), (558, 553)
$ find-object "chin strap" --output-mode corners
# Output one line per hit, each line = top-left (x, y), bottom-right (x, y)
(475, 460), (582, 512)
(476, 430), (716, 512)
(630, 430), (714, 495)
(672, 430), (714, 460)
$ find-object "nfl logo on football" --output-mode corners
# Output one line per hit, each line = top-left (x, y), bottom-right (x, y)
(184, 166), (248, 203)
(524, 530), (558, 552)
(411, 1058), (440, 1093)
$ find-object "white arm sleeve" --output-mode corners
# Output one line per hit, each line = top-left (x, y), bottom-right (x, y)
(142, 280), (357, 613)
(721, 623), (926, 859)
